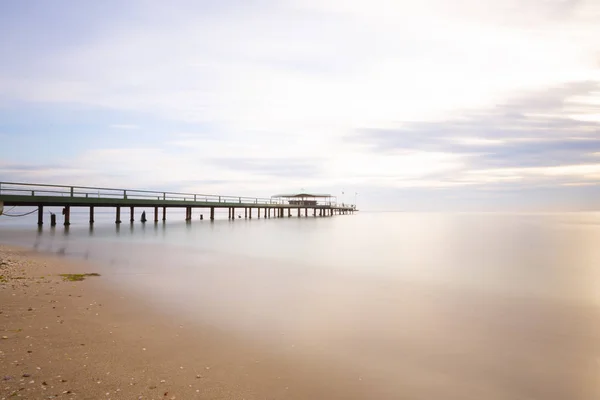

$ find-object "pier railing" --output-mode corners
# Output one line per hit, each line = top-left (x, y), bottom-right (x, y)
(0, 182), (354, 208)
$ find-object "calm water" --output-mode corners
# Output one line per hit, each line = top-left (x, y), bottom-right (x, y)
(2, 211), (600, 399)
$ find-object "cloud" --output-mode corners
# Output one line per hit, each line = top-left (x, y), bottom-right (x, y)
(1, 0), (599, 133)
(210, 157), (322, 178)
(109, 124), (139, 130)
(345, 81), (600, 188)
(350, 81), (600, 165)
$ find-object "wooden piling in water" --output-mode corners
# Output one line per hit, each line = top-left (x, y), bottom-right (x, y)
(37, 206), (43, 226)
(115, 206), (121, 224)
(89, 206), (94, 224)
(154, 206), (158, 222)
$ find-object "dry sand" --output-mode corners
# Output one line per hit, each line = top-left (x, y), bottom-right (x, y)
(0, 245), (372, 399)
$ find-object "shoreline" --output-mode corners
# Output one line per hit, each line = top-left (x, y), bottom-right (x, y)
(0, 244), (371, 399)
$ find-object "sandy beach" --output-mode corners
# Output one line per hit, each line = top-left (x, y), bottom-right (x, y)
(0, 245), (372, 399)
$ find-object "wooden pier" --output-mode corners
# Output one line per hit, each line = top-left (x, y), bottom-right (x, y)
(0, 182), (357, 226)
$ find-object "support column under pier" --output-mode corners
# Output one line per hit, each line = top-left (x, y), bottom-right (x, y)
(210, 207), (215, 221)
(297, 208), (300, 217)
(305, 208), (308, 217)
(37, 206), (43, 226)
(162, 207), (166, 221)
(116, 206), (122, 224)
(245, 208), (247, 219)
(249, 208), (252, 219)
(288, 208), (291, 217)
(63, 206), (71, 226)
(154, 206), (158, 222)
(130, 206), (135, 222)
(89, 206), (94, 224)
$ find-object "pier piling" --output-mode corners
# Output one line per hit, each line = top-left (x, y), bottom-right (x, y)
(37, 206), (43, 226)
(63, 206), (70, 226)
(89, 206), (94, 224)
(115, 206), (121, 224)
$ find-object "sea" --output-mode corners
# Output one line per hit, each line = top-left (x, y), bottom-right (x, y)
(1, 208), (599, 399)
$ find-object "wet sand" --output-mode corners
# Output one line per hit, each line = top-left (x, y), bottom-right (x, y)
(0, 245), (372, 399)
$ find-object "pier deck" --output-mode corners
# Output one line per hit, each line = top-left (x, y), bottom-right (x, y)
(0, 182), (356, 226)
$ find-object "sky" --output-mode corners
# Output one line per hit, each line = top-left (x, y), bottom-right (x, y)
(1, 0), (600, 211)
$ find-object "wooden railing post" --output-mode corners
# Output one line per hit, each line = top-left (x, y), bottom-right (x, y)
(70, 187), (74, 197)
(123, 190), (127, 199)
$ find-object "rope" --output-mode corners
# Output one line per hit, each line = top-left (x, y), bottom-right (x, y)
(1, 208), (40, 217)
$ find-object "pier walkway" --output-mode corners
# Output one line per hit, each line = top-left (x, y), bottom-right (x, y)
(0, 182), (356, 226)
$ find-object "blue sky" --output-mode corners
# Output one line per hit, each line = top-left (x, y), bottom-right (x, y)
(1, 0), (600, 210)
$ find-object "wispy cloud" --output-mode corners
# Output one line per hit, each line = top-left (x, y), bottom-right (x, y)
(346, 81), (600, 188)
(210, 157), (322, 178)
(109, 124), (139, 130)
